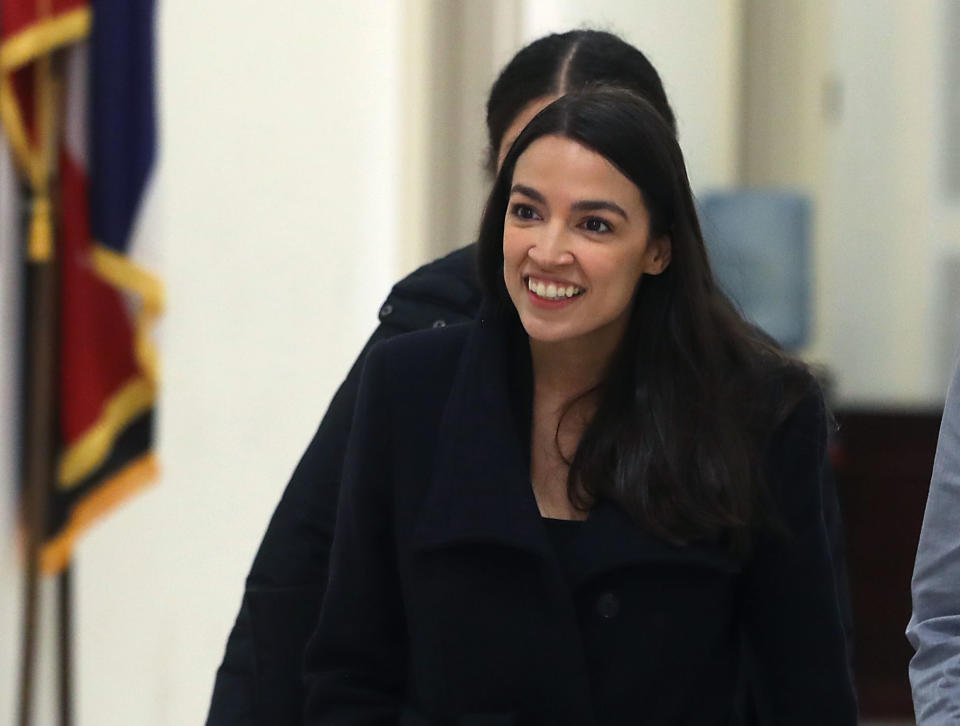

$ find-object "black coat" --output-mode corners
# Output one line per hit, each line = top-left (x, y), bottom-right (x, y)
(302, 310), (857, 725)
(205, 244), (854, 725)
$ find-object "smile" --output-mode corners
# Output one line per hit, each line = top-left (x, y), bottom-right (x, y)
(526, 276), (585, 301)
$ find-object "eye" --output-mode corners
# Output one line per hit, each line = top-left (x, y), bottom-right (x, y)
(582, 216), (613, 234)
(509, 203), (542, 221)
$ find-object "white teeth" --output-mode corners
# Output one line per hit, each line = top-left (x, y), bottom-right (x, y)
(527, 277), (583, 300)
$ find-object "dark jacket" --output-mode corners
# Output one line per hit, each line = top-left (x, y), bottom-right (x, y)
(206, 244), (854, 725)
(302, 310), (857, 725)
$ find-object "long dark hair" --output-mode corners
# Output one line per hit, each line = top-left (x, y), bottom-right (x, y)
(478, 89), (815, 555)
(485, 29), (676, 173)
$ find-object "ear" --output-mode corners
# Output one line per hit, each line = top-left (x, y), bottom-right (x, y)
(642, 235), (672, 275)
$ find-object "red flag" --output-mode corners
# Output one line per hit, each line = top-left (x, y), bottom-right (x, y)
(1, 0), (162, 573)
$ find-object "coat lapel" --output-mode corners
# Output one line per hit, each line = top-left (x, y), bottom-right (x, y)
(412, 307), (550, 561)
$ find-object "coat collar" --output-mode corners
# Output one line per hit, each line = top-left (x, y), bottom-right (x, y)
(412, 304), (549, 560)
(411, 304), (740, 584)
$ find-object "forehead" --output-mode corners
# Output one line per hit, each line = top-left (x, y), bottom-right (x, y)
(512, 135), (643, 205)
(496, 95), (557, 170)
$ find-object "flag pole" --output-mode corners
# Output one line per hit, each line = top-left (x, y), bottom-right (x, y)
(46, 45), (74, 726)
(58, 564), (74, 726)
(17, 236), (60, 726)
(16, 41), (66, 726)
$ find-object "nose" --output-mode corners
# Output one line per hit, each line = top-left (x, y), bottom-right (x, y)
(527, 222), (574, 267)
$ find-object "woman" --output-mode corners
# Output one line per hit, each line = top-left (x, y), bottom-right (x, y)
(303, 89), (857, 724)
(207, 30), (686, 725)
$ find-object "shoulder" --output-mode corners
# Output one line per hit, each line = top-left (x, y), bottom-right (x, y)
(362, 323), (472, 402)
(394, 244), (479, 296)
(767, 368), (828, 451)
(369, 322), (472, 365)
(758, 359), (827, 472)
(759, 372), (829, 528)
(942, 357), (960, 450)
(736, 344), (825, 448)
(377, 245), (482, 332)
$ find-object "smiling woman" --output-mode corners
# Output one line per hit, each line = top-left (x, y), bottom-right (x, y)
(303, 89), (858, 725)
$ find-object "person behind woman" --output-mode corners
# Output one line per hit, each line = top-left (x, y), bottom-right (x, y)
(304, 88), (857, 724)
(206, 30), (681, 725)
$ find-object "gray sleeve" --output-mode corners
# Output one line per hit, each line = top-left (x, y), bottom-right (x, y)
(907, 356), (960, 724)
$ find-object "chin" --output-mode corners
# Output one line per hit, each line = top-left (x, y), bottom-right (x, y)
(517, 315), (580, 344)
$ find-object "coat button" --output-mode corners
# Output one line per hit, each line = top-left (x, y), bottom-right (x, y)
(379, 303), (393, 319)
(432, 319), (447, 328)
(595, 591), (620, 619)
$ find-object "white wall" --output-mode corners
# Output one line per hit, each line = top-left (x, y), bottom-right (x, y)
(820, 0), (957, 406)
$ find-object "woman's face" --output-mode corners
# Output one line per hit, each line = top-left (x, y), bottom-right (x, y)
(502, 134), (671, 352)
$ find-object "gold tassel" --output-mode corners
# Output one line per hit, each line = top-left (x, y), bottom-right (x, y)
(27, 193), (53, 262)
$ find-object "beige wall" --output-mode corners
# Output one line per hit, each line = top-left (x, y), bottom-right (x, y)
(821, 0), (958, 405)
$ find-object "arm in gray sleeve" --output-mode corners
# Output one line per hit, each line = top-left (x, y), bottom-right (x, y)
(907, 355), (960, 724)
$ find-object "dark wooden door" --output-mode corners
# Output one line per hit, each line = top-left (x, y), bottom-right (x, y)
(831, 409), (943, 718)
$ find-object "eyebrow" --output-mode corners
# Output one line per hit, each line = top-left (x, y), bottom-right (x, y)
(510, 183), (629, 220)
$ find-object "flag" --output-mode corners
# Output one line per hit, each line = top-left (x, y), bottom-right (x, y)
(0, 0), (162, 573)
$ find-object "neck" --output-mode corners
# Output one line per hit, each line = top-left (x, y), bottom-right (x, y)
(528, 329), (622, 398)
(527, 332), (618, 518)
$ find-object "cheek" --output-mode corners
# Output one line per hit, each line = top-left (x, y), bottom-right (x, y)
(587, 253), (643, 300)
(615, 246), (651, 287)
(501, 227), (528, 271)
(617, 259), (646, 291)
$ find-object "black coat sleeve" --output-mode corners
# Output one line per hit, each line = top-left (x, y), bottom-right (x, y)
(740, 390), (858, 724)
(205, 245), (481, 726)
(302, 342), (407, 724)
